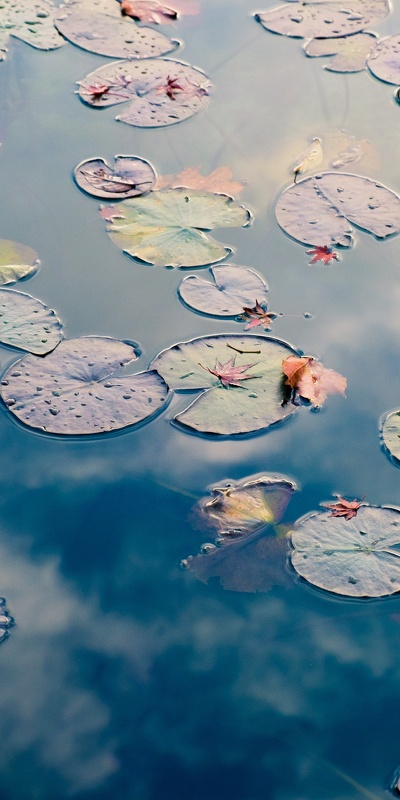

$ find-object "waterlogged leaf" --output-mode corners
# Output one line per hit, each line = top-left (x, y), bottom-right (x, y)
(0, 598), (13, 644)
(78, 58), (210, 128)
(255, 0), (389, 40)
(54, 6), (178, 58)
(367, 34), (400, 85)
(150, 333), (299, 435)
(74, 155), (156, 199)
(381, 409), (400, 463)
(307, 245), (340, 265)
(106, 189), (251, 267)
(305, 32), (377, 72)
(1, 337), (169, 435)
(119, 0), (199, 21)
(0, 0), (65, 59)
(156, 166), (245, 197)
(282, 355), (347, 406)
(293, 138), (323, 182)
(276, 172), (400, 248)
(0, 239), (39, 285)
(178, 265), (269, 316)
(290, 504), (400, 597)
(0, 289), (63, 354)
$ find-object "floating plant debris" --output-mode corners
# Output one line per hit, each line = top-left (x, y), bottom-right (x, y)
(118, 0), (199, 23)
(74, 155), (156, 199)
(105, 189), (251, 267)
(254, 0), (389, 41)
(156, 166), (245, 197)
(304, 32), (378, 73)
(0, 337), (169, 435)
(282, 355), (346, 407)
(178, 265), (269, 317)
(292, 138), (323, 183)
(77, 58), (211, 127)
(0, 289), (63, 355)
(0, 0), (65, 60)
(0, 239), (39, 286)
(290, 503), (400, 598)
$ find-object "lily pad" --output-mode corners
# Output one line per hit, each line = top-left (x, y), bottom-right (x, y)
(276, 172), (400, 248)
(0, 0), (65, 60)
(74, 155), (156, 199)
(291, 504), (400, 597)
(381, 409), (400, 463)
(304, 32), (378, 72)
(77, 58), (211, 128)
(106, 189), (251, 267)
(0, 289), (63, 354)
(0, 337), (169, 435)
(178, 264), (269, 316)
(0, 239), (39, 285)
(0, 598), (13, 644)
(54, 6), (179, 58)
(255, 0), (389, 40)
(367, 34), (400, 84)
(150, 333), (299, 435)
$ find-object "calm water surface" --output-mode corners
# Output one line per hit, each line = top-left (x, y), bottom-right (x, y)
(1, 1), (400, 798)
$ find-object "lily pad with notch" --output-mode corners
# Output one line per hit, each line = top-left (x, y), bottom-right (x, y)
(178, 264), (269, 316)
(254, 0), (389, 40)
(0, 289), (63, 355)
(0, 0), (66, 60)
(74, 155), (157, 199)
(0, 239), (39, 286)
(0, 337), (169, 435)
(381, 409), (400, 464)
(290, 504), (400, 597)
(304, 32), (378, 73)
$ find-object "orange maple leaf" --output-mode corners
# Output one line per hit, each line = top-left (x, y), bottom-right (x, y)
(321, 497), (363, 521)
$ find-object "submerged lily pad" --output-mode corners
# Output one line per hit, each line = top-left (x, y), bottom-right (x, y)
(0, 289), (63, 354)
(178, 264), (269, 316)
(255, 0), (389, 40)
(0, 239), (39, 285)
(77, 58), (210, 128)
(381, 409), (400, 463)
(54, 6), (179, 58)
(0, 337), (169, 435)
(276, 172), (400, 248)
(304, 32), (377, 73)
(367, 34), (400, 84)
(106, 189), (251, 267)
(74, 155), (156, 199)
(0, 598), (13, 644)
(291, 504), (400, 597)
(150, 333), (299, 435)
(0, 0), (65, 60)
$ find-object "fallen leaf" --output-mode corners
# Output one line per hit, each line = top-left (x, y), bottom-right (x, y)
(199, 355), (261, 388)
(307, 245), (340, 265)
(282, 355), (312, 389)
(241, 301), (278, 330)
(293, 138), (323, 182)
(99, 205), (125, 221)
(282, 355), (347, 406)
(321, 496), (364, 520)
(156, 166), (245, 197)
(119, 0), (199, 21)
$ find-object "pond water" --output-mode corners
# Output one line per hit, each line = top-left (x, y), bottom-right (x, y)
(2, 1), (400, 798)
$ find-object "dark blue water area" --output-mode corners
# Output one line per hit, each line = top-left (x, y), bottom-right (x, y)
(2, 1), (400, 798)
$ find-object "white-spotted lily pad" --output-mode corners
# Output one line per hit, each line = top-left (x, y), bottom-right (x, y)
(291, 504), (400, 597)
(367, 34), (400, 84)
(178, 264), (269, 316)
(0, 239), (39, 285)
(304, 32), (378, 72)
(106, 189), (251, 267)
(54, 6), (179, 58)
(0, 0), (65, 60)
(255, 0), (389, 40)
(0, 598), (13, 643)
(0, 289), (63, 354)
(150, 333), (299, 435)
(74, 155), (156, 199)
(381, 409), (400, 463)
(0, 337), (169, 435)
(276, 172), (400, 248)
(77, 58), (211, 128)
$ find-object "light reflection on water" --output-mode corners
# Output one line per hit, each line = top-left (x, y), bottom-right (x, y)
(1, 1), (400, 797)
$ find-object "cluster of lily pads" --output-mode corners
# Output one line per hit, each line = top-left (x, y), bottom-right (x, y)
(255, 0), (400, 103)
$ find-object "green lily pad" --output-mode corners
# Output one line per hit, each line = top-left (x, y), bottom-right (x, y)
(304, 32), (378, 73)
(255, 0), (389, 40)
(0, 337), (169, 435)
(367, 34), (400, 84)
(178, 264), (269, 316)
(150, 333), (299, 435)
(291, 504), (400, 597)
(0, 0), (65, 60)
(381, 409), (400, 463)
(0, 239), (39, 285)
(0, 289), (63, 354)
(106, 189), (251, 267)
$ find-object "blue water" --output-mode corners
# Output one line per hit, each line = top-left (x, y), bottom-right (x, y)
(1, 1), (400, 797)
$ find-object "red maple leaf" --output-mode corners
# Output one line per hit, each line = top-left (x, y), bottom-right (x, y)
(199, 356), (261, 388)
(241, 301), (278, 331)
(307, 245), (340, 266)
(321, 497), (363, 521)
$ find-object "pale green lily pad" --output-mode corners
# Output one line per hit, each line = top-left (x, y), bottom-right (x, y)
(381, 409), (400, 463)
(304, 32), (378, 73)
(1, 337), (169, 435)
(255, 0), (389, 40)
(0, 289), (63, 354)
(150, 333), (299, 435)
(291, 504), (400, 597)
(178, 264), (269, 316)
(0, 239), (39, 285)
(0, 0), (65, 60)
(367, 34), (400, 84)
(106, 189), (251, 267)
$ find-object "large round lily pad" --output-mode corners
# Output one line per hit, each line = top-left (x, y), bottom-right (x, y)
(78, 58), (210, 128)
(54, 7), (179, 59)
(150, 333), (299, 435)
(0, 289), (63, 354)
(74, 155), (156, 199)
(0, 239), (39, 285)
(255, 0), (389, 40)
(106, 189), (251, 267)
(367, 34), (400, 85)
(291, 505), (400, 597)
(0, 0), (65, 60)
(276, 172), (400, 248)
(178, 264), (269, 316)
(0, 337), (169, 435)
(381, 409), (400, 463)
